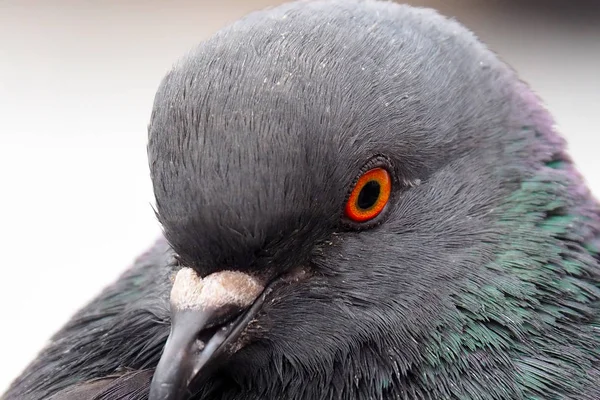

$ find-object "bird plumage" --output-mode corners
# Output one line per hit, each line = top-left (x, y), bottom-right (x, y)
(5, 239), (174, 400)
(4, 1), (599, 399)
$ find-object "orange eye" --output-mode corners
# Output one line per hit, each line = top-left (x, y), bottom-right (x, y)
(345, 167), (391, 223)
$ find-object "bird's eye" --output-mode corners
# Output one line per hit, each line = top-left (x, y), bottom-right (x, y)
(344, 167), (392, 223)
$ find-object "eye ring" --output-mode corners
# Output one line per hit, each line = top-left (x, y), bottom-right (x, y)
(344, 166), (392, 223)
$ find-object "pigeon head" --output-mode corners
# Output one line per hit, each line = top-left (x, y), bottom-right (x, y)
(146, 1), (597, 399)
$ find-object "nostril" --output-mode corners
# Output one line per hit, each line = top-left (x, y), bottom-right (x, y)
(194, 338), (206, 353)
(194, 318), (237, 348)
(198, 304), (245, 331)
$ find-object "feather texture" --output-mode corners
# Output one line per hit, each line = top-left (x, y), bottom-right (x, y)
(3, 1), (599, 399)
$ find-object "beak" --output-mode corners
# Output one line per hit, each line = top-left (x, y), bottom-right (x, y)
(148, 269), (265, 400)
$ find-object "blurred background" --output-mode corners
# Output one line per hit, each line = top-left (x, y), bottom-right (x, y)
(0, 0), (598, 393)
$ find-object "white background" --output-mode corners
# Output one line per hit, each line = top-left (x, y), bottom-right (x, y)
(1, 0), (599, 393)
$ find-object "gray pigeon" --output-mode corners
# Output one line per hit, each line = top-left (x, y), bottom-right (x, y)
(3, 1), (599, 399)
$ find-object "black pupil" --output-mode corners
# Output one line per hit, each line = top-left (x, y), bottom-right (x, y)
(356, 180), (381, 210)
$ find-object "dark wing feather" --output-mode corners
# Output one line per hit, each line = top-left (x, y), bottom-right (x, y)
(92, 371), (154, 400)
(46, 371), (153, 400)
(2, 238), (175, 400)
(46, 378), (118, 400)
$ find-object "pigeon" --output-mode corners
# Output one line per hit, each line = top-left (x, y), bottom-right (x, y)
(3, 0), (599, 399)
